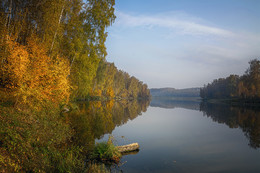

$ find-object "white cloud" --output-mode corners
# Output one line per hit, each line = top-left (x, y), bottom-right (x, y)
(107, 10), (260, 88)
(115, 11), (234, 37)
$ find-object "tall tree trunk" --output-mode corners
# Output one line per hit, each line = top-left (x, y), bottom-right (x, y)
(67, 56), (75, 78)
(6, 0), (12, 36)
(49, 4), (65, 56)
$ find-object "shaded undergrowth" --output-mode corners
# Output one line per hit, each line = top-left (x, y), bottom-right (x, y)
(0, 103), (85, 172)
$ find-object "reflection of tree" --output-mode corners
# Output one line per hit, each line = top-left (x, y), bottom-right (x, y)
(68, 99), (150, 153)
(200, 102), (260, 149)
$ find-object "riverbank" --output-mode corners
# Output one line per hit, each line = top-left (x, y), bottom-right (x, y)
(0, 98), (150, 172)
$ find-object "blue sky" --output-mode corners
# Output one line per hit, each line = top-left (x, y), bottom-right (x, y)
(105, 0), (260, 88)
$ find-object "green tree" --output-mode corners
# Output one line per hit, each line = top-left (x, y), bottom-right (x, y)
(246, 59), (260, 97)
(200, 59), (260, 100)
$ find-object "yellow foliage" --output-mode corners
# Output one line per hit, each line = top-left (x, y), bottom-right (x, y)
(120, 89), (128, 98)
(106, 87), (114, 98)
(90, 88), (102, 97)
(1, 37), (29, 89)
(106, 100), (114, 110)
(94, 101), (102, 109)
(0, 36), (70, 110)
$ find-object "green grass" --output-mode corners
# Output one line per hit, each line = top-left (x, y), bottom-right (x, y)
(91, 137), (121, 163)
(0, 103), (85, 172)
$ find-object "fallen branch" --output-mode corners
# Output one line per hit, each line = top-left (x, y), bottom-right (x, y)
(116, 143), (139, 153)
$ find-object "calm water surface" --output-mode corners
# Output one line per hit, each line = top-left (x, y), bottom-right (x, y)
(98, 98), (260, 173)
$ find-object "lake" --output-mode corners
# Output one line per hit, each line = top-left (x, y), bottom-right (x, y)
(96, 98), (260, 173)
(71, 98), (260, 172)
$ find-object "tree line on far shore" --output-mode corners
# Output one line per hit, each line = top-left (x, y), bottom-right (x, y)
(200, 59), (260, 101)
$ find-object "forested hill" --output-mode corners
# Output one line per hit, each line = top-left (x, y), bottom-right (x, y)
(200, 59), (260, 101)
(150, 88), (200, 97)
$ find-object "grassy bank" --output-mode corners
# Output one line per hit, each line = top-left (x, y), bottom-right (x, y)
(90, 137), (121, 163)
(0, 102), (85, 172)
(0, 99), (139, 172)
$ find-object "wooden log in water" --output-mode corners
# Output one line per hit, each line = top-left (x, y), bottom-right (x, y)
(116, 143), (139, 153)
(121, 150), (139, 156)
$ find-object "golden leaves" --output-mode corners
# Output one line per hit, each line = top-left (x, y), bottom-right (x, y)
(1, 35), (71, 110)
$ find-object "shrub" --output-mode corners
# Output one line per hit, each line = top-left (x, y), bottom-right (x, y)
(0, 35), (70, 111)
(92, 137), (121, 163)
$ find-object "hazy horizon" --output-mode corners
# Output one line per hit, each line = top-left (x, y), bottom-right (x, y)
(105, 0), (260, 89)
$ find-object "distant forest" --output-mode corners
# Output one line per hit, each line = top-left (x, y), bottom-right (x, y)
(200, 59), (260, 101)
(150, 88), (200, 97)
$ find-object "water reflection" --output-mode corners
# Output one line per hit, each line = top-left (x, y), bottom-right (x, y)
(200, 102), (260, 149)
(68, 99), (150, 153)
(151, 97), (260, 149)
(150, 97), (260, 149)
(68, 97), (260, 172)
(150, 97), (200, 110)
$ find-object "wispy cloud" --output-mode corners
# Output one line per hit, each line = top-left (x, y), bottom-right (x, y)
(107, 10), (260, 88)
(115, 11), (234, 37)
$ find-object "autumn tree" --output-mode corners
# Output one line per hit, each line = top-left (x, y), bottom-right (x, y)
(62, 0), (116, 99)
(0, 36), (70, 110)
